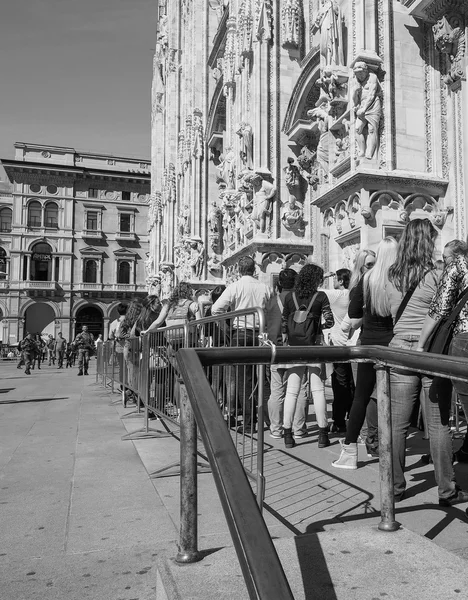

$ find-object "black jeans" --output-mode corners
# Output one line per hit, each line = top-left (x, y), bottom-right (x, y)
(345, 362), (378, 444)
(331, 362), (355, 427)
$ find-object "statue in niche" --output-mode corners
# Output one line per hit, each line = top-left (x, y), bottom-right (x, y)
(247, 170), (276, 234)
(160, 265), (174, 300)
(217, 147), (236, 189)
(189, 238), (205, 279)
(317, 67), (341, 101)
(283, 158), (306, 232)
(147, 274), (162, 298)
(432, 16), (466, 86)
(145, 254), (154, 280)
(208, 199), (222, 235)
(352, 62), (382, 160)
(308, 104), (329, 177)
(177, 204), (191, 239)
(236, 122), (254, 169)
(314, 0), (344, 67)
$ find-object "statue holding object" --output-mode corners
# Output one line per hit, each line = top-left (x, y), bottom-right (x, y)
(352, 61), (382, 160)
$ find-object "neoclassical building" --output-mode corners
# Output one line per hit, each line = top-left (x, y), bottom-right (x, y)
(0, 143), (150, 345)
(149, 0), (467, 288)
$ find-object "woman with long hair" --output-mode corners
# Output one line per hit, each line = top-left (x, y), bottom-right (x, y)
(282, 263), (334, 449)
(118, 298), (144, 406)
(348, 248), (376, 295)
(332, 237), (398, 469)
(385, 219), (461, 503)
(134, 295), (162, 336)
(141, 282), (199, 336)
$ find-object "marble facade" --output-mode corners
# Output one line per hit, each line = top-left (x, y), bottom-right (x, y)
(149, 0), (467, 289)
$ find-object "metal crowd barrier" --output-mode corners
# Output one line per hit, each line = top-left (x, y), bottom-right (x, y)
(175, 344), (468, 598)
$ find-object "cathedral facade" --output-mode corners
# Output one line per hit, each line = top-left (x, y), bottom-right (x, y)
(149, 0), (467, 291)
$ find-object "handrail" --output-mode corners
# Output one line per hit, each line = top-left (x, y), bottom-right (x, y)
(177, 347), (295, 600)
(192, 345), (468, 381)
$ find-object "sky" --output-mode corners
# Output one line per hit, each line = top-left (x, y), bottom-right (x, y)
(0, 0), (156, 171)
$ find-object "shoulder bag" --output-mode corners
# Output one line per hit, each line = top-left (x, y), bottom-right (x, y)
(425, 287), (468, 354)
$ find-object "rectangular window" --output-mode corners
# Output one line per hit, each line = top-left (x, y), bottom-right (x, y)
(119, 213), (131, 232)
(88, 188), (99, 199)
(86, 212), (98, 230)
(122, 191), (131, 201)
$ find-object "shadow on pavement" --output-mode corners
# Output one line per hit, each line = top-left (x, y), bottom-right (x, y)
(294, 534), (338, 600)
(0, 397), (69, 405)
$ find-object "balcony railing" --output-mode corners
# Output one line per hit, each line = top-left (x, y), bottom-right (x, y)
(0, 279), (9, 289)
(115, 231), (136, 241)
(76, 282), (104, 291)
(112, 283), (136, 292)
(83, 229), (104, 238)
(21, 280), (58, 291)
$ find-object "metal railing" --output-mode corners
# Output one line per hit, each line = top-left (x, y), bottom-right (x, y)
(175, 343), (468, 599)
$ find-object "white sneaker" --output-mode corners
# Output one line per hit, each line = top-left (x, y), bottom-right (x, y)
(332, 443), (358, 470)
(269, 431), (283, 439)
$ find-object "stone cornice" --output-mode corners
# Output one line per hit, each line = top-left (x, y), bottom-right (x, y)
(312, 169), (449, 210)
(400, 0), (468, 22)
(220, 240), (313, 268)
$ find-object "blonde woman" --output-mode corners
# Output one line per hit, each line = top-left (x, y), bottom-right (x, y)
(332, 237), (398, 469)
(348, 248), (376, 296)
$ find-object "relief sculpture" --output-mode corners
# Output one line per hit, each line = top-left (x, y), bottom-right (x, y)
(433, 16), (466, 86)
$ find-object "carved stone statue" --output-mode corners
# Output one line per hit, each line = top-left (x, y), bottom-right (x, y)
(147, 274), (162, 298)
(189, 239), (205, 279)
(352, 62), (382, 160)
(282, 197), (305, 233)
(317, 66), (340, 100)
(177, 203), (191, 239)
(308, 105), (329, 175)
(160, 265), (174, 300)
(314, 0), (344, 67)
(284, 157), (306, 203)
(433, 16), (466, 86)
(247, 170), (276, 234)
(297, 146), (316, 174)
(217, 148), (237, 189)
(281, 0), (302, 48)
(236, 122), (253, 169)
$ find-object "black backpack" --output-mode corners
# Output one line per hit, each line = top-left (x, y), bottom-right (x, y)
(287, 292), (319, 346)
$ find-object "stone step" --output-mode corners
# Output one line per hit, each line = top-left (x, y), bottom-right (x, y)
(156, 525), (468, 600)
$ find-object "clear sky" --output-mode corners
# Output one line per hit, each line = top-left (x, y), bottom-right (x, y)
(0, 0), (156, 168)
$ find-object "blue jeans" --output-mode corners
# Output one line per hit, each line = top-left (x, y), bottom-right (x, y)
(450, 332), (468, 405)
(268, 366), (308, 436)
(389, 336), (456, 500)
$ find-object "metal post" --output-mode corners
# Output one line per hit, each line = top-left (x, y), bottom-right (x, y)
(375, 365), (400, 532)
(111, 341), (115, 394)
(176, 381), (202, 563)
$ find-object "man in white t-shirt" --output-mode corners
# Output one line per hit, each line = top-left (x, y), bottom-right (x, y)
(323, 269), (354, 433)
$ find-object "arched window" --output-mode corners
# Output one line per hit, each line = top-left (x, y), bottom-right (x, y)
(28, 201), (42, 227)
(31, 242), (52, 281)
(84, 259), (98, 283)
(0, 247), (7, 280)
(0, 208), (12, 232)
(117, 261), (130, 284)
(44, 202), (58, 228)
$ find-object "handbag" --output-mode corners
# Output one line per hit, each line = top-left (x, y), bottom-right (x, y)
(425, 287), (468, 354)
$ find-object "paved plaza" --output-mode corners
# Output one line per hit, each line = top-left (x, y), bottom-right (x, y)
(2, 359), (468, 599)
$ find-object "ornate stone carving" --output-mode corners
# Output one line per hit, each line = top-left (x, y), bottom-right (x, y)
(162, 163), (176, 205)
(148, 192), (162, 231)
(308, 104), (329, 179)
(282, 158), (306, 233)
(236, 122), (253, 169)
(177, 203), (191, 240)
(223, 17), (238, 90)
(255, 0), (273, 41)
(245, 169), (276, 233)
(281, 0), (302, 48)
(433, 16), (466, 86)
(160, 264), (174, 299)
(313, 1), (345, 67)
(217, 147), (237, 189)
(208, 199), (223, 252)
(352, 61), (382, 160)
(192, 109), (204, 159)
(189, 237), (205, 279)
(238, 0), (253, 62)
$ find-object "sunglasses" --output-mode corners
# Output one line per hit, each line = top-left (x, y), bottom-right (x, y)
(363, 261), (375, 269)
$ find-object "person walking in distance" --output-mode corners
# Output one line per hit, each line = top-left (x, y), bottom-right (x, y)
(18, 333), (37, 375)
(211, 256), (272, 434)
(73, 325), (95, 376)
(54, 332), (67, 369)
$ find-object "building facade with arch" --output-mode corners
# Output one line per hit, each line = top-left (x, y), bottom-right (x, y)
(0, 143), (150, 345)
(149, 0), (467, 289)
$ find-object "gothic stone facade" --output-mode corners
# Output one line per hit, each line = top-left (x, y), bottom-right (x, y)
(0, 143), (150, 345)
(149, 0), (467, 290)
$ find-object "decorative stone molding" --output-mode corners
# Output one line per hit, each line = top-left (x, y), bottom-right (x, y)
(238, 0), (253, 62)
(223, 17), (238, 91)
(255, 0), (273, 42)
(281, 0), (303, 48)
(162, 163), (176, 205)
(432, 16), (466, 86)
(282, 158), (306, 234)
